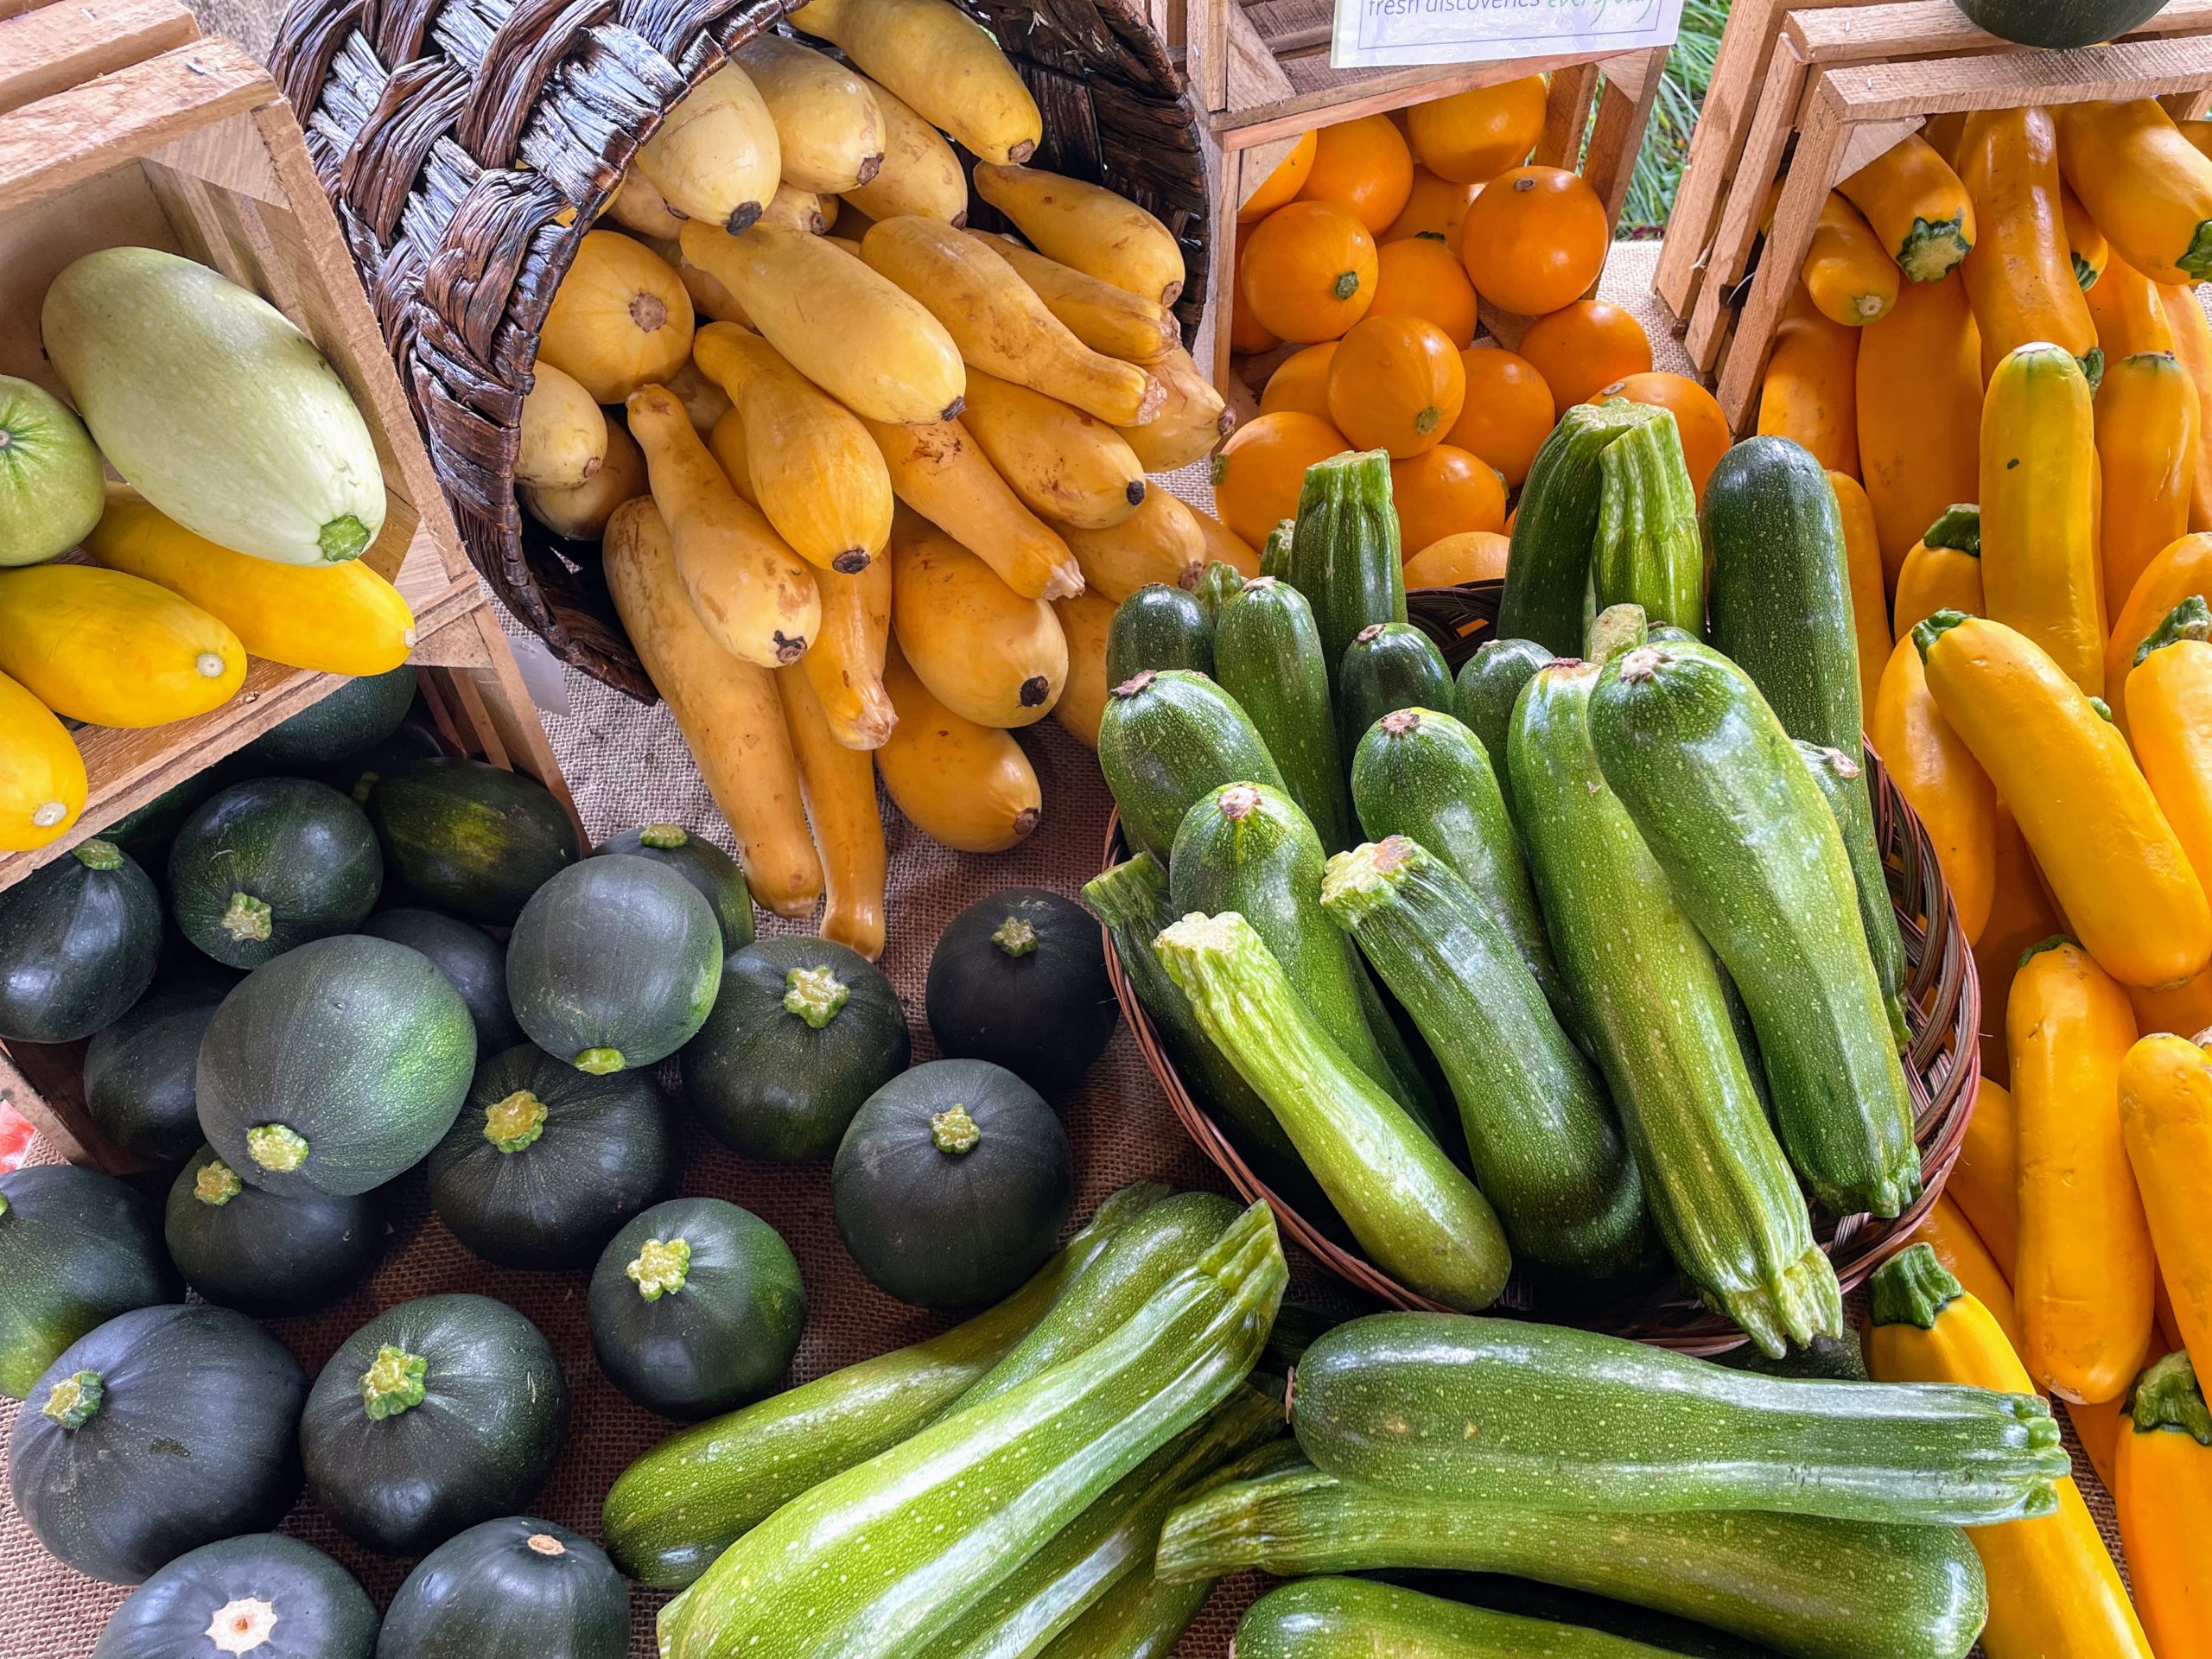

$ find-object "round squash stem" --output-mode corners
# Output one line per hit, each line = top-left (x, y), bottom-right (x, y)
(246, 1122), (308, 1173)
(931, 1104), (982, 1154)
(221, 892), (274, 944)
(574, 1047), (627, 1074)
(318, 514), (372, 563)
(991, 917), (1038, 957)
(628, 1236), (692, 1300)
(194, 1159), (243, 1207)
(639, 823), (690, 849)
(359, 1344), (427, 1419)
(527, 1534), (568, 1557)
(484, 1090), (549, 1154)
(71, 838), (121, 871)
(783, 965), (849, 1029)
(207, 1599), (279, 1650)
(41, 1370), (102, 1430)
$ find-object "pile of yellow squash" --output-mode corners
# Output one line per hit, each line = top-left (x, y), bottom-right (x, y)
(526, 0), (1249, 961)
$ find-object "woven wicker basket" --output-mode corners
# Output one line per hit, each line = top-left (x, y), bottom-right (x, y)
(1108, 580), (1983, 1354)
(270, 0), (1211, 699)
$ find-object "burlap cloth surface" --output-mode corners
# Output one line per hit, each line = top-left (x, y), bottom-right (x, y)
(0, 244), (2127, 1656)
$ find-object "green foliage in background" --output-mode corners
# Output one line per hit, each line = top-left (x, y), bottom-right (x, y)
(1611, 0), (1728, 235)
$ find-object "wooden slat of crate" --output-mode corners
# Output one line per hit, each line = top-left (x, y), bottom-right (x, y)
(1713, 31), (2212, 429)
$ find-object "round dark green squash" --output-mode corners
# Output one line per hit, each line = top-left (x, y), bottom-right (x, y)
(368, 758), (582, 925)
(428, 1044), (677, 1270)
(0, 1165), (175, 1399)
(925, 888), (1118, 1097)
(194, 934), (476, 1198)
(81, 985), (223, 1165)
(506, 855), (721, 1075)
(168, 778), (384, 969)
(92, 1533), (378, 1659)
(104, 768), (234, 870)
(7, 1302), (307, 1584)
(680, 937), (910, 1161)
(377, 1516), (627, 1659)
(831, 1059), (1073, 1308)
(0, 838), (162, 1042)
(1949, 0), (2168, 48)
(362, 906), (523, 1052)
(300, 1293), (568, 1556)
(163, 1144), (382, 1319)
(245, 664), (420, 767)
(587, 1197), (805, 1420)
(325, 720), (443, 806)
(594, 823), (754, 953)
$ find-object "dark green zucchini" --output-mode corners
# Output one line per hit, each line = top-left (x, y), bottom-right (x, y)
(1796, 741), (1911, 1045)
(245, 665), (419, 767)
(1096, 669), (1287, 862)
(1509, 661), (1841, 1354)
(1497, 399), (1656, 654)
(168, 778), (383, 968)
(361, 906), (523, 1053)
(0, 838), (162, 1042)
(1192, 558), (1247, 620)
(81, 985), (222, 1164)
(1157, 1454), (1987, 1659)
(1587, 645), (1920, 1218)
(377, 1516), (628, 1659)
(368, 757), (582, 925)
(92, 1534), (378, 1659)
(427, 1043), (677, 1269)
(1290, 1313), (2067, 1525)
(1284, 448), (1405, 691)
(1258, 518), (1294, 582)
(1234, 1576), (1712, 1659)
(0, 1165), (175, 1400)
(1452, 637), (1554, 822)
(1212, 577), (1354, 851)
(1320, 837), (1650, 1280)
(1107, 584), (1214, 685)
(1592, 404), (1703, 635)
(594, 823), (753, 952)
(163, 1145), (380, 1318)
(588, 1197), (806, 1420)
(926, 887), (1118, 1096)
(1335, 622), (1452, 760)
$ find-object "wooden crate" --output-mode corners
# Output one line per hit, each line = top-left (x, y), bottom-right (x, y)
(0, 0), (577, 1165)
(1708, 22), (2212, 430)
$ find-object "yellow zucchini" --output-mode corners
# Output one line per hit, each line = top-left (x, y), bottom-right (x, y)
(1113, 344), (1230, 473)
(1802, 191), (1898, 326)
(0, 671), (86, 852)
(842, 75), (969, 225)
(1911, 1192), (2027, 1357)
(2088, 251), (2178, 360)
(1761, 282), (1860, 480)
(2062, 180), (2109, 291)
(1980, 342), (2104, 695)
(731, 35), (887, 195)
(2113, 1350), (2212, 1659)
(975, 232), (1181, 364)
(2099, 352), (2201, 613)
(2118, 1033), (2212, 1373)
(637, 64), (780, 232)
(888, 509), (1068, 728)
(1858, 270), (1980, 582)
(777, 664), (887, 961)
(0, 564), (244, 727)
(874, 644), (1042, 853)
(2057, 99), (2212, 286)
(957, 369), (1147, 530)
(860, 414), (1084, 600)
(2107, 531), (2212, 728)
(516, 360), (608, 488)
(1050, 588), (1115, 747)
(2127, 599), (2212, 906)
(1975, 800), (2063, 1087)
(1949, 1076), (2018, 1281)
(795, 0), (1040, 166)
(2158, 282), (2212, 531)
(972, 162), (1187, 306)
(1054, 488), (1205, 602)
(1837, 132), (1975, 283)
(1831, 470), (1891, 713)
(1957, 106), (2100, 384)
(1871, 629), (1996, 946)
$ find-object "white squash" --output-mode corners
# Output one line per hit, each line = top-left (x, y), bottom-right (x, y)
(0, 375), (104, 567)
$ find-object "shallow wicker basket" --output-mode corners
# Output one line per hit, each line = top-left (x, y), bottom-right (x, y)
(270, 0), (1211, 699)
(1106, 580), (1983, 1354)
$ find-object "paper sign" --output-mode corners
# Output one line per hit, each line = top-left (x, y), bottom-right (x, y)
(1331, 0), (1681, 71)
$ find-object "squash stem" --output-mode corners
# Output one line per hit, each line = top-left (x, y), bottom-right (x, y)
(628, 1236), (693, 1300)
(1866, 1243), (1961, 1331)
(318, 514), (372, 563)
(359, 1344), (427, 1419)
(193, 1158), (243, 1206)
(990, 917), (1039, 957)
(220, 892), (274, 944)
(783, 965), (850, 1029)
(245, 1122), (308, 1173)
(639, 823), (690, 849)
(2125, 1351), (2212, 1444)
(41, 1370), (102, 1430)
(484, 1090), (549, 1154)
(574, 1047), (627, 1074)
(931, 1104), (982, 1154)
(70, 838), (122, 872)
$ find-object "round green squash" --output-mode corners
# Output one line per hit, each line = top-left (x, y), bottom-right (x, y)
(362, 906), (523, 1053)
(163, 1145), (382, 1319)
(325, 720), (443, 806)
(81, 985), (223, 1165)
(428, 1044), (677, 1270)
(594, 823), (754, 953)
(245, 664), (419, 767)
(168, 778), (384, 969)
(369, 758), (582, 925)
(378, 1516), (628, 1659)
(506, 855), (721, 1075)
(104, 767), (234, 870)
(925, 887), (1118, 1097)
(1949, 0), (2168, 48)
(0, 372), (105, 567)
(301, 1293), (568, 1556)
(831, 1059), (1073, 1308)
(587, 1196), (805, 1421)
(194, 933), (476, 1197)
(8, 1302), (307, 1584)
(92, 1533), (378, 1659)
(680, 937), (910, 1161)
(0, 1164), (176, 1399)
(0, 837), (162, 1042)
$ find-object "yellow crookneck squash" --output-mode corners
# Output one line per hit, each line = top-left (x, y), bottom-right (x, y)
(874, 644), (1042, 855)
(796, 0), (1041, 168)
(1116, 346), (1232, 474)
(1956, 106), (2101, 385)
(2098, 350), (2201, 614)
(957, 368), (1148, 531)
(1858, 270), (1980, 582)
(2117, 1030), (2212, 1370)
(1048, 588), (1115, 748)
(2057, 99), (2212, 288)
(887, 509), (1069, 730)
(1866, 1245), (2154, 1659)
(1054, 489), (1208, 605)
(0, 670), (86, 853)
(538, 231), (696, 403)
(972, 232), (1180, 365)
(861, 413), (1084, 601)
(2115, 1351), (2212, 1659)
(0, 564), (245, 728)
(1891, 503), (1986, 641)
(1870, 631), (1996, 945)
(1979, 343), (2105, 695)
(971, 162), (1187, 308)
(801, 554), (895, 753)
(775, 665), (887, 962)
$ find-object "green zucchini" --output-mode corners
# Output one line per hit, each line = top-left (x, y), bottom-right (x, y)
(1211, 578), (1354, 851)
(1452, 637), (1554, 821)
(1258, 519), (1294, 582)
(1168, 782), (1444, 1139)
(1335, 622), (1452, 760)
(1348, 706), (1562, 1013)
(1586, 601), (1649, 665)
(1509, 661), (1840, 1354)
(1497, 400), (1656, 654)
(1096, 669), (1286, 862)
(1156, 912), (1510, 1312)
(1587, 644), (1921, 1218)
(1320, 837), (1651, 1281)
(601, 1182), (1166, 1586)
(1192, 559), (1246, 620)
(1155, 1453), (1987, 1659)
(1285, 448), (1405, 690)
(1724, 1328), (1871, 1382)
(655, 1202), (1287, 1659)
(1106, 585), (1213, 687)
(1235, 1578), (1681, 1659)
(1290, 1313), (2067, 1526)
(1796, 740), (1911, 1046)
(1592, 407), (1703, 635)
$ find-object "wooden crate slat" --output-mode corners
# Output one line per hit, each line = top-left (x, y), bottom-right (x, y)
(0, 0), (199, 118)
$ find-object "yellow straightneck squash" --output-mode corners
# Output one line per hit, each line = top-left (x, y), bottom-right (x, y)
(776, 665), (887, 961)
(0, 670), (86, 852)
(0, 564), (245, 727)
(1980, 342), (2104, 694)
(794, 0), (1040, 167)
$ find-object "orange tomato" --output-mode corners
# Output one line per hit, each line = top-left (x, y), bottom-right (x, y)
(1390, 445), (1507, 550)
(1230, 233), (1281, 353)
(1212, 410), (1349, 547)
(1406, 76), (1548, 185)
(1327, 314), (1467, 458)
(1404, 528), (1511, 588)
(1261, 342), (1338, 422)
(1296, 114), (1414, 235)
(1592, 370), (1731, 503)
(1446, 347), (1555, 489)
(1370, 237), (1480, 346)
(1516, 299), (1652, 410)
(1239, 130), (1319, 222)
(1386, 168), (1481, 254)
(1241, 200), (1379, 344)
(1461, 165), (1610, 317)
